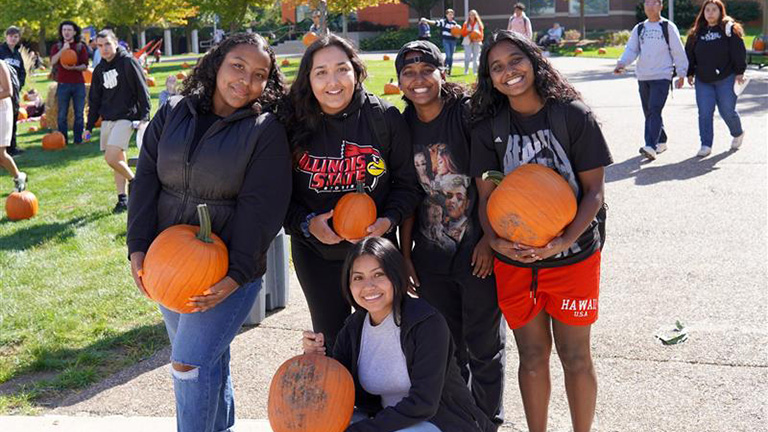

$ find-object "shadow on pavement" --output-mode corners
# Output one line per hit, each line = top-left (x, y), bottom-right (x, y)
(607, 151), (735, 185)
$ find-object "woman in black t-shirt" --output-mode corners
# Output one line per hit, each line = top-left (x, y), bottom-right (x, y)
(469, 30), (612, 432)
(394, 40), (505, 427)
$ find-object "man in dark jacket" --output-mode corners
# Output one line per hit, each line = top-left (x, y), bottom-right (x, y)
(86, 29), (150, 212)
(0, 26), (25, 155)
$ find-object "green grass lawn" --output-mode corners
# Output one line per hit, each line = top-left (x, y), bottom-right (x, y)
(0, 56), (478, 414)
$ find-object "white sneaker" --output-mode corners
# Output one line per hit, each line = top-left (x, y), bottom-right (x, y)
(639, 146), (657, 160)
(656, 143), (668, 154)
(13, 172), (27, 192)
(697, 146), (712, 158)
(731, 132), (744, 151)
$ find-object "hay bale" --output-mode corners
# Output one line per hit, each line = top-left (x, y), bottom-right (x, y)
(44, 83), (91, 129)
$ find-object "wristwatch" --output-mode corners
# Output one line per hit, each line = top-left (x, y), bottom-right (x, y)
(300, 212), (317, 238)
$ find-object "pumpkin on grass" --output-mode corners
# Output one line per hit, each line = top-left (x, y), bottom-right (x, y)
(268, 354), (354, 432)
(42, 131), (66, 151)
(6, 191), (38, 221)
(382, 55), (390, 61)
(146, 76), (157, 87)
(17, 107), (27, 121)
(333, 181), (377, 240)
(60, 49), (78, 67)
(176, 72), (186, 80)
(383, 78), (400, 95)
(281, 58), (291, 67)
(483, 164), (577, 247)
(141, 204), (228, 313)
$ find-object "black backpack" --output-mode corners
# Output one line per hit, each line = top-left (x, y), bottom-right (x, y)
(637, 19), (678, 80)
(362, 92), (391, 160)
(490, 101), (608, 250)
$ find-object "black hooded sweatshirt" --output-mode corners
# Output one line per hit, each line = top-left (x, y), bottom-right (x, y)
(87, 47), (150, 131)
(285, 89), (420, 261)
(685, 23), (747, 84)
(0, 42), (25, 88)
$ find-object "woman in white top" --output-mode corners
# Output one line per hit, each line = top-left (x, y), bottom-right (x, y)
(0, 60), (26, 192)
(461, 10), (484, 75)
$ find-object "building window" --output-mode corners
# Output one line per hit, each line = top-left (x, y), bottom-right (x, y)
(526, 0), (556, 16)
(569, 0), (610, 16)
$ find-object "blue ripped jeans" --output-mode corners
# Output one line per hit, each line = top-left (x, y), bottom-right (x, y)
(160, 280), (260, 432)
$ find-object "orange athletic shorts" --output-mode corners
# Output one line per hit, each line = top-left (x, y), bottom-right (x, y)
(494, 250), (601, 329)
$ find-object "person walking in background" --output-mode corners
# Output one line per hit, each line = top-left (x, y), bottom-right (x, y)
(50, 20), (89, 146)
(417, 18), (431, 41)
(421, 9), (461, 75)
(0, 59), (26, 192)
(685, 0), (746, 158)
(615, 0), (688, 161)
(127, 33), (291, 432)
(507, 3), (533, 40)
(0, 26), (26, 156)
(86, 30), (150, 213)
(395, 40), (505, 427)
(461, 10), (484, 75)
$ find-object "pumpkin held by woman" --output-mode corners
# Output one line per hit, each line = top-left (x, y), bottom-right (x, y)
(483, 164), (577, 247)
(333, 182), (377, 240)
(268, 354), (355, 432)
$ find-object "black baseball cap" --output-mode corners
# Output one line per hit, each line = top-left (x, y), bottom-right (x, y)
(395, 40), (445, 76)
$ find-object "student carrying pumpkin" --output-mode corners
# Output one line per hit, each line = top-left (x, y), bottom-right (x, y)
(302, 237), (497, 432)
(393, 40), (505, 428)
(469, 30), (612, 432)
(461, 10), (484, 75)
(126, 33), (292, 432)
(281, 34), (420, 354)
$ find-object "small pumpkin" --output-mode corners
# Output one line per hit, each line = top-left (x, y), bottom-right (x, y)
(83, 68), (93, 84)
(146, 76), (157, 87)
(483, 165), (577, 247)
(6, 191), (39, 221)
(469, 29), (483, 42)
(333, 181), (377, 241)
(39, 114), (48, 129)
(181, 62), (190, 69)
(302, 32), (319, 47)
(574, 47), (584, 55)
(382, 55), (390, 61)
(383, 78), (400, 95)
(450, 26), (463, 37)
(42, 131), (66, 151)
(754, 37), (766, 52)
(29, 125), (39, 132)
(598, 48), (607, 55)
(23, 92), (31, 102)
(281, 58), (291, 67)
(60, 48), (78, 67)
(176, 72), (186, 80)
(268, 354), (355, 432)
(17, 107), (27, 121)
(141, 204), (228, 314)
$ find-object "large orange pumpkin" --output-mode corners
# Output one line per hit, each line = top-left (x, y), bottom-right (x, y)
(383, 78), (400, 95)
(42, 131), (66, 151)
(141, 204), (228, 314)
(268, 354), (355, 432)
(6, 191), (39, 221)
(83, 68), (93, 84)
(333, 182), (377, 240)
(60, 49), (78, 67)
(483, 165), (577, 247)
(450, 26), (463, 37)
(303, 32), (319, 47)
(469, 29), (483, 42)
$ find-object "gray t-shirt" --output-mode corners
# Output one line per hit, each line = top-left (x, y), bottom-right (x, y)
(357, 313), (411, 408)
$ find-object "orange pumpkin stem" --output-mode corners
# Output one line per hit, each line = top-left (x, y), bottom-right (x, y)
(195, 204), (214, 243)
(482, 170), (504, 186)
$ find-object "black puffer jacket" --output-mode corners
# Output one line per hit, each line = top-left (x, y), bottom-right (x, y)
(0, 42), (25, 88)
(127, 96), (292, 284)
(333, 297), (496, 432)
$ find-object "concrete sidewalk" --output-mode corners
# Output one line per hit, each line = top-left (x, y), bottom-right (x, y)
(3, 57), (766, 432)
(0, 416), (273, 431)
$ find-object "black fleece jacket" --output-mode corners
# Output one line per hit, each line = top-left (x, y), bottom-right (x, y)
(285, 89), (420, 261)
(686, 24), (747, 83)
(87, 47), (151, 130)
(0, 43), (25, 88)
(333, 297), (496, 432)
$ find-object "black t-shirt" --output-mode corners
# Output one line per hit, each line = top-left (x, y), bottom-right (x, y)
(470, 100), (613, 267)
(405, 97), (481, 275)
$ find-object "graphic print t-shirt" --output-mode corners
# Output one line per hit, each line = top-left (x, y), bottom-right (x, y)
(470, 101), (613, 267)
(406, 98), (481, 274)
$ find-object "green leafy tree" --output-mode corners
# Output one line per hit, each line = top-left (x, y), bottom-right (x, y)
(0, 0), (96, 55)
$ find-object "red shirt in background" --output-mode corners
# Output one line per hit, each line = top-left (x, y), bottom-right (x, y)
(50, 42), (89, 84)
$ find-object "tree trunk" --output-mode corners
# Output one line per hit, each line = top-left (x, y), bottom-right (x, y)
(186, 24), (193, 53)
(38, 26), (47, 57)
(342, 14), (348, 39)
(580, 0), (586, 39)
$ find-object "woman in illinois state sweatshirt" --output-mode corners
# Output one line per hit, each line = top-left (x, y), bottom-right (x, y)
(685, 0), (747, 158)
(86, 29), (151, 212)
(282, 34), (420, 353)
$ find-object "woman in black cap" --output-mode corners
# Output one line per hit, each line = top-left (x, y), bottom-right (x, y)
(395, 40), (505, 428)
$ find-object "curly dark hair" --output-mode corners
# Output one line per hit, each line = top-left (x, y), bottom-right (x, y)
(180, 33), (286, 115)
(58, 21), (82, 44)
(284, 34), (368, 159)
(470, 30), (581, 122)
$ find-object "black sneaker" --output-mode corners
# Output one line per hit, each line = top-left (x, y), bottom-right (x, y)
(8, 148), (24, 156)
(113, 196), (128, 213)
